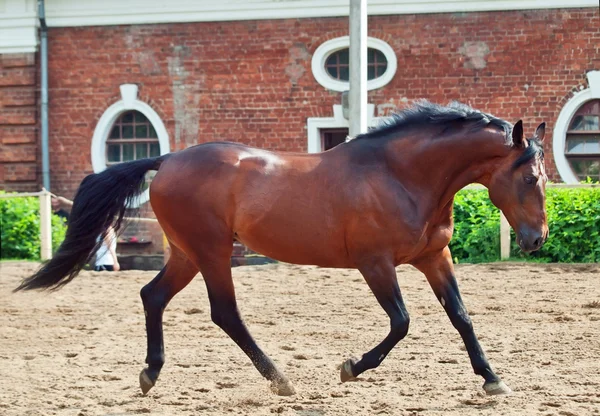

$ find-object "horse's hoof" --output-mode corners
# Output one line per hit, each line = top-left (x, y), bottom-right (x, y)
(340, 357), (358, 383)
(483, 380), (512, 395)
(270, 378), (296, 396)
(139, 369), (156, 395)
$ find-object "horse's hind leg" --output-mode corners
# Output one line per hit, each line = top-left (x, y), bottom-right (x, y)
(139, 246), (198, 394)
(191, 243), (295, 396)
(340, 258), (410, 381)
(412, 247), (511, 395)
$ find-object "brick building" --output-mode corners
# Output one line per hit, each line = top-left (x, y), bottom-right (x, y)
(1, 0), (598, 257)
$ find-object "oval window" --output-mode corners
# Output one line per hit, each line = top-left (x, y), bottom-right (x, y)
(325, 48), (388, 81)
(311, 36), (397, 92)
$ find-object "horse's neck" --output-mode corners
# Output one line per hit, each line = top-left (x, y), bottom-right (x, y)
(387, 128), (509, 206)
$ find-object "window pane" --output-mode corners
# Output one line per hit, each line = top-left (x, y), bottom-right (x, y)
(149, 142), (160, 157)
(134, 112), (147, 123)
(121, 112), (134, 123)
(374, 50), (387, 64)
(107, 144), (120, 162)
(122, 125), (134, 139)
(135, 125), (148, 138)
(569, 160), (586, 176)
(566, 135), (600, 154)
(338, 49), (349, 65)
(367, 48), (375, 62)
(325, 54), (337, 67)
(136, 143), (148, 159)
(377, 62), (388, 77)
(567, 139), (585, 153)
(149, 125), (158, 138)
(570, 115), (600, 131)
(326, 66), (338, 79)
(122, 143), (134, 161)
(339, 66), (349, 81)
(588, 161), (600, 176)
(585, 140), (600, 153)
(367, 66), (375, 80)
(109, 125), (120, 139)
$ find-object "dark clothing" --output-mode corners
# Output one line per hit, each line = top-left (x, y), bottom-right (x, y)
(54, 209), (69, 222)
(94, 265), (114, 272)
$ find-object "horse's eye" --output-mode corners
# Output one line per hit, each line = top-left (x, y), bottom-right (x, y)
(524, 176), (535, 185)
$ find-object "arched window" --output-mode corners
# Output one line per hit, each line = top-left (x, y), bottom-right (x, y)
(553, 71), (600, 183)
(106, 111), (161, 164)
(91, 84), (170, 205)
(565, 100), (600, 181)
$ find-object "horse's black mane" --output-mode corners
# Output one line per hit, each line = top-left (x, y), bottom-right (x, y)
(351, 100), (544, 168)
(356, 100), (512, 142)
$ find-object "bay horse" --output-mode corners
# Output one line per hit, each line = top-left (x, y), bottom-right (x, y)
(15, 101), (548, 397)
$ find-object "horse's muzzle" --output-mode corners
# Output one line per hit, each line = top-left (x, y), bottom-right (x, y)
(517, 227), (548, 253)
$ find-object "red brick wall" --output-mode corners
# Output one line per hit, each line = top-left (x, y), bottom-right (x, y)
(0, 53), (39, 191)
(45, 8), (598, 195)
(5, 8), (596, 254)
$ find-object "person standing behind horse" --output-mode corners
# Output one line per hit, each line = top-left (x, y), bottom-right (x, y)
(94, 226), (120, 272)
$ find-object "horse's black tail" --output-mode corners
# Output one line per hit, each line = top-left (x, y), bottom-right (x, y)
(14, 155), (169, 292)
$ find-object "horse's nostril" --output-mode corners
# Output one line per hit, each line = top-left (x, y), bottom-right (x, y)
(534, 237), (543, 249)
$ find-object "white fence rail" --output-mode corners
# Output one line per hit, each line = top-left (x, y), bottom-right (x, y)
(1, 184), (598, 262)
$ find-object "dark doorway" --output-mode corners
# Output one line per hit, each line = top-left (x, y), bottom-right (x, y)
(320, 128), (349, 151)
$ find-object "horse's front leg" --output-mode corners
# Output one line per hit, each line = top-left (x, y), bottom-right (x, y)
(412, 247), (511, 395)
(340, 258), (410, 382)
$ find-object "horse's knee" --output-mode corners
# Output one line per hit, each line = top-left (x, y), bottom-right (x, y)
(452, 314), (473, 334)
(391, 314), (410, 339)
(140, 283), (167, 311)
(211, 307), (231, 330)
(211, 304), (242, 334)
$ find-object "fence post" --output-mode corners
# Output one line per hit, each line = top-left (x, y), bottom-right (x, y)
(39, 188), (52, 260)
(500, 212), (510, 260)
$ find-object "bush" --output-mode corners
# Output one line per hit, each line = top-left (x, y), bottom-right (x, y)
(0, 192), (67, 260)
(510, 187), (600, 263)
(450, 190), (500, 263)
(451, 187), (600, 263)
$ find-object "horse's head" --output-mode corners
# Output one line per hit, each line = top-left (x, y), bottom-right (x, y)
(487, 121), (549, 253)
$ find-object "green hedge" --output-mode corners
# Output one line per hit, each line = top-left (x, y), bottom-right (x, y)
(450, 190), (501, 263)
(0, 192), (67, 260)
(1, 187), (598, 263)
(450, 187), (600, 263)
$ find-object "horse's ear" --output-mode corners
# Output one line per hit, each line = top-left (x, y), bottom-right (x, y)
(512, 120), (524, 147)
(534, 122), (546, 142)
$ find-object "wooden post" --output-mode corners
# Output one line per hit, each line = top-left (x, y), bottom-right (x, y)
(39, 188), (52, 260)
(500, 212), (510, 260)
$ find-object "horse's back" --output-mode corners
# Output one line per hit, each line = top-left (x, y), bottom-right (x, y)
(149, 142), (352, 265)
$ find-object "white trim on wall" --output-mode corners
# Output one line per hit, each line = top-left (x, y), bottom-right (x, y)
(0, 0), (38, 54)
(43, 0), (599, 28)
(307, 104), (381, 153)
(1, 0), (596, 52)
(312, 36), (397, 92)
(552, 71), (600, 184)
(91, 84), (170, 205)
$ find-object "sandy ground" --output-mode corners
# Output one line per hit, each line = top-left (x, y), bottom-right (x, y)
(1, 261), (599, 416)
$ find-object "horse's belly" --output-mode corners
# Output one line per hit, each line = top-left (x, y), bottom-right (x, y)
(234, 216), (351, 268)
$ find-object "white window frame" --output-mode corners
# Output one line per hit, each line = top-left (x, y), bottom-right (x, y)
(91, 84), (170, 205)
(311, 36), (397, 92)
(307, 104), (382, 153)
(552, 71), (600, 183)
